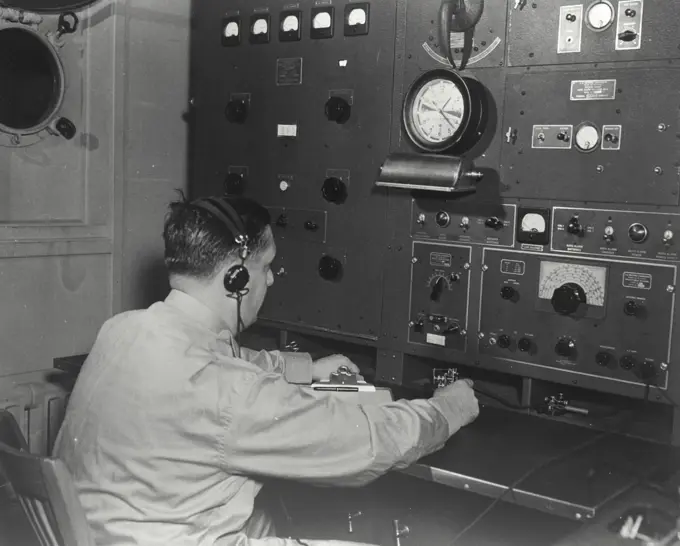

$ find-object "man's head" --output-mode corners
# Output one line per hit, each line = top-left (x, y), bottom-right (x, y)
(163, 192), (275, 330)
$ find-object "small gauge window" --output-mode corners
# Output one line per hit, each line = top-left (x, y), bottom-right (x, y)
(521, 213), (546, 234)
(411, 79), (466, 145)
(348, 8), (366, 26)
(252, 18), (268, 35)
(224, 22), (239, 37)
(575, 123), (600, 153)
(586, 1), (615, 31)
(282, 15), (299, 32)
(313, 12), (332, 29)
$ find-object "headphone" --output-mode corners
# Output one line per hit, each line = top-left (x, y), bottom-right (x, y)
(190, 197), (251, 294)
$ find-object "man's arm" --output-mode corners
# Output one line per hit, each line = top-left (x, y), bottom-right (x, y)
(220, 370), (476, 487)
(239, 347), (314, 384)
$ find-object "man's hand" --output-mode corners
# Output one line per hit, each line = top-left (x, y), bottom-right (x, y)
(312, 354), (361, 381)
(433, 378), (479, 427)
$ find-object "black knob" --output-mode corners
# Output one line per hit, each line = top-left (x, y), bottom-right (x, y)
(625, 8), (636, 17)
(500, 286), (516, 300)
(325, 96), (351, 124)
(321, 177), (347, 204)
(498, 335), (511, 349)
(304, 221), (319, 231)
(628, 223), (648, 244)
(225, 99), (248, 123)
(518, 338), (532, 352)
(619, 355), (636, 370)
(566, 13), (576, 21)
(224, 172), (245, 195)
(430, 276), (446, 302)
(551, 283), (587, 315)
(435, 211), (451, 228)
(55, 117), (76, 140)
(618, 30), (637, 42)
(485, 217), (503, 230)
(595, 352), (612, 367)
(555, 338), (576, 358)
(624, 300), (640, 317)
(57, 12), (79, 35)
(556, 131), (569, 141)
(318, 255), (342, 281)
(604, 133), (619, 144)
(567, 216), (583, 235)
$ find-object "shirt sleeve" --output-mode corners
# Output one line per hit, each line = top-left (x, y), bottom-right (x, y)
(239, 347), (313, 385)
(221, 371), (462, 487)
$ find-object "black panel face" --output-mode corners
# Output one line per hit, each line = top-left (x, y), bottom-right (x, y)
(403, 0), (507, 72)
(407, 242), (471, 353)
(500, 68), (680, 205)
(507, 0), (680, 67)
(260, 239), (383, 338)
(551, 207), (680, 262)
(478, 249), (674, 390)
(411, 199), (516, 247)
(191, 0), (396, 339)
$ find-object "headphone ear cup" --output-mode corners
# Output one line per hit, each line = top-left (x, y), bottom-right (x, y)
(224, 265), (250, 293)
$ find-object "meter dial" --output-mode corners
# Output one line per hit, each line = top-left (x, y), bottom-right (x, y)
(224, 21), (239, 38)
(252, 18), (268, 35)
(538, 262), (606, 307)
(313, 12), (332, 29)
(586, 1), (615, 31)
(403, 69), (487, 154)
(282, 15), (299, 32)
(521, 213), (546, 234)
(347, 8), (367, 26)
(574, 123), (600, 153)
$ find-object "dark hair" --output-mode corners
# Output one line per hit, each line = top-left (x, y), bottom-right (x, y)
(163, 190), (272, 279)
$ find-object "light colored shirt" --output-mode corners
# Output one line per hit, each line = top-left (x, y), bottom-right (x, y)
(54, 290), (465, 546)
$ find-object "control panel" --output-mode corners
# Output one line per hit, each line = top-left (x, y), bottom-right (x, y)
(507, 0), (680, 66)
(411, 200), (516, 247)
(408, 242), (471, 352)
(500, 68), (679, 206)
(552, 207), (680, 262)
(478, 248), (675, 389)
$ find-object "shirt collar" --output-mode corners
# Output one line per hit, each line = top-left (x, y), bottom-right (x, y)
(164, 289), (230, 335)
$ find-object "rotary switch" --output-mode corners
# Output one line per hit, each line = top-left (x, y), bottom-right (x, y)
(325, 96), (351, 124)
(500, 286), (516, 301)
(555, 337), (576, 358)
(224, 172), (245, 195)
(497, 335), (511, 349)
(485, 217), (503, 230)
(624, 300), (641, 317)
(322, 177), (348, 204)
(225, 98), (249, 123)
(567, 216), (584, 235)
(318, 255), (342, 281)
(619, 355), (636, 370)
(430, 277), (446, 302)
(435, 211), (450, 228)
(551, 283), (587, 315)
(628, 223), (648, 244)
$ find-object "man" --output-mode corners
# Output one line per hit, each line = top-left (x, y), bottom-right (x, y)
(54, 193), (479, 546)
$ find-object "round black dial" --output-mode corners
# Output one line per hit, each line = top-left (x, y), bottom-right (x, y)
(321, 177), (347, 204)
(325, 97), (351, 124)
(551, 283), (587, 315)
(225, 98), (248, 123)
(318, 255), (342, 281)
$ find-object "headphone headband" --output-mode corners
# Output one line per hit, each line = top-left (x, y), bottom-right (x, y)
(192, 197), (250, 250)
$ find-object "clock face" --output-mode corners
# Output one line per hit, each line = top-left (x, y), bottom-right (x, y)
(409, 78), (466, 145)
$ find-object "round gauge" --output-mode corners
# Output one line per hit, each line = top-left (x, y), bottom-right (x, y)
(521, 213), (546, 234)
(252, 18), (268, 35)
(403, 69), (487, 154)
(538, 262), (606, 307)
(313, 12), (332, 29)
(282, 15), (299, 32)
(574, 123), (600, 153)
(586, 1), (615, 31)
